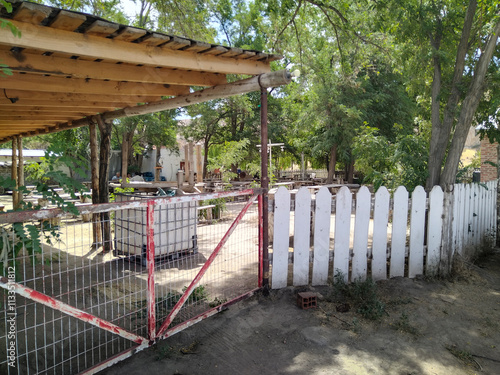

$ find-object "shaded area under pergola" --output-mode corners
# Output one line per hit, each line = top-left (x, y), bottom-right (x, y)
(0, 1), (290, 260)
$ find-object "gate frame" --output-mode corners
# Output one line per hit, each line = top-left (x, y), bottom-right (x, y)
(0, 188), (266, 374)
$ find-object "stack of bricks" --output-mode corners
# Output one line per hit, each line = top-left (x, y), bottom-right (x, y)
(480, 136), (498, 182)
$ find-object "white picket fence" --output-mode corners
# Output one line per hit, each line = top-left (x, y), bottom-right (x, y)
(270, 180), (498, 288)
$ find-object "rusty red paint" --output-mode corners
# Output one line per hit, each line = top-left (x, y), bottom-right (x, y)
(146, 200), (156, 342)
(258, 194), (264, 288)
(0, 188), (265, 224)
(156, 194), (259, 339)
(0, 278), (148, 345)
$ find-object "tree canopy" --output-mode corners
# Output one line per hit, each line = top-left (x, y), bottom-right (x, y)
(19, 0), (500, 189)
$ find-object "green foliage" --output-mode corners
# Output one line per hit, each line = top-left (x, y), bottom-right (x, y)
(0, 147), (90, 276)
(207, 139), (250, 182)
(353, 126), (428, 191)
(393, 311), (419, 336)
(198, 198), (226, 221)
(331, 270), (386, 321)
(456, 150), (481, 184)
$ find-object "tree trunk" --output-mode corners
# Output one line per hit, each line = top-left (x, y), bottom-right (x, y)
(121, 132), (129, 181)
(426, 24), (443, 190)
(89, 121), (101, 248)
(96, 115), (113, 253)
(440, 17), (500, 186)
(426, 0), (480, 189)
(326, 144), (337, 184)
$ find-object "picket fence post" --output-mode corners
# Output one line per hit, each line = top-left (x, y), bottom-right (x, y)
(312, 187), (331, 285)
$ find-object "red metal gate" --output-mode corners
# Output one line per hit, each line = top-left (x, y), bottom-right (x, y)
(0, 189), (264, 374)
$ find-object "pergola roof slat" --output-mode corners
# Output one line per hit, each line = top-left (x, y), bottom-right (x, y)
(0, 0), (284, 143)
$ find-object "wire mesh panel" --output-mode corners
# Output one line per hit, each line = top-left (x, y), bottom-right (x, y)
(153, 194), (260, 332)
(0, 189), (262, 374)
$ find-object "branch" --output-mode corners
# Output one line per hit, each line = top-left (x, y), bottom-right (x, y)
(292, 20), (303, 65)
(273, 0), (302, 51)
(304, 0), (348, 24)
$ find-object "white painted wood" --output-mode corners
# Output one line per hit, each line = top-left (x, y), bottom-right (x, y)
(352, 186), (371, 281)
(455, 184), (464, 255)
(371, 187), (390, 281)
(390, 186), (408, 278)
(408, 186), (426, 278)
(491, 181), (499, 244)
(333, 186), (352, 283)
(472, 184), (479, 246)
(451, 184), (459, 254)
(426, 185), (444, 276)
(312, 187), (332, 285)
(271, 186), (290, 289)
(293, 187), (311, 286)
(464, 184), (471, 249)
(479, 184), (485, 244)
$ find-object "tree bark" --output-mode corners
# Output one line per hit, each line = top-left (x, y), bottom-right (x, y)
(121, 132), (129, 181)
(440, 18), (500, 186)
(426, 20), (444, 189)
(426, 0), (479, 188)
(326, 144), (337, 184)
(96, 115), (113, 253)
(89, 121), (101, 248)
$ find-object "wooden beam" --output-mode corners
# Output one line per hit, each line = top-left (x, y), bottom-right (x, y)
(0, 19), (273, 76)
(0, 120), (57, 125)
(0, 90), (158, 103)
(0, 115), (80, 121)
(2, 51), (227, 86)
(0, 105), (115, 113)
(0, 73), (190, 96)
(49, 10), (87, 31)
(0, 70), (291, 143)
(12, 2), (51, 25)
(0, 99), (124, 108)
(104, 70), (292, 120)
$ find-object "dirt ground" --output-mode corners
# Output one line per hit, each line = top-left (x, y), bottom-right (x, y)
(100, 248), (500, 375)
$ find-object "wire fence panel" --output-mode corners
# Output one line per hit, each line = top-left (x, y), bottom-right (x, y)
(0, 189), (262, 374)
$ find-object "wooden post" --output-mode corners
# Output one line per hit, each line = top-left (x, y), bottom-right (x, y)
(188, 142), (194, 185)
(121, 132), (129, 182)
(11, 137), (18, 209)
(89, 121), (102, 248)
(439, 184), (455, 277)
(17, 137), (24, 208)
(96, 115), (113, 253)
(184, 144), (189, 183)
(196, 144), (203, 183)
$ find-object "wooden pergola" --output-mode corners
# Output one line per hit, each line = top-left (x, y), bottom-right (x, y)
(0, 1), (289, 256)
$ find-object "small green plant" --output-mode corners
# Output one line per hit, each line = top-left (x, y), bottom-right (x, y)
(209, 296), (228, 308)
(184, 285), (208, 303)
(446, 345), (480, 370)
(393, 311), (419, 336)
(330, 270), (386, 320)
(199, 198), (226, 221)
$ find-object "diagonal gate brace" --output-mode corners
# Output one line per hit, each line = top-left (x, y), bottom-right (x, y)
(155, 193), (259, 339)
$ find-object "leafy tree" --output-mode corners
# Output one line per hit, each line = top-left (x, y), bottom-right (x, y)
(370, 0), (500, 188)
(353, 127), (428, 191)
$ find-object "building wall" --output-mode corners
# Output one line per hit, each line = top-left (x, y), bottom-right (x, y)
(480, 136), (498, 182)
